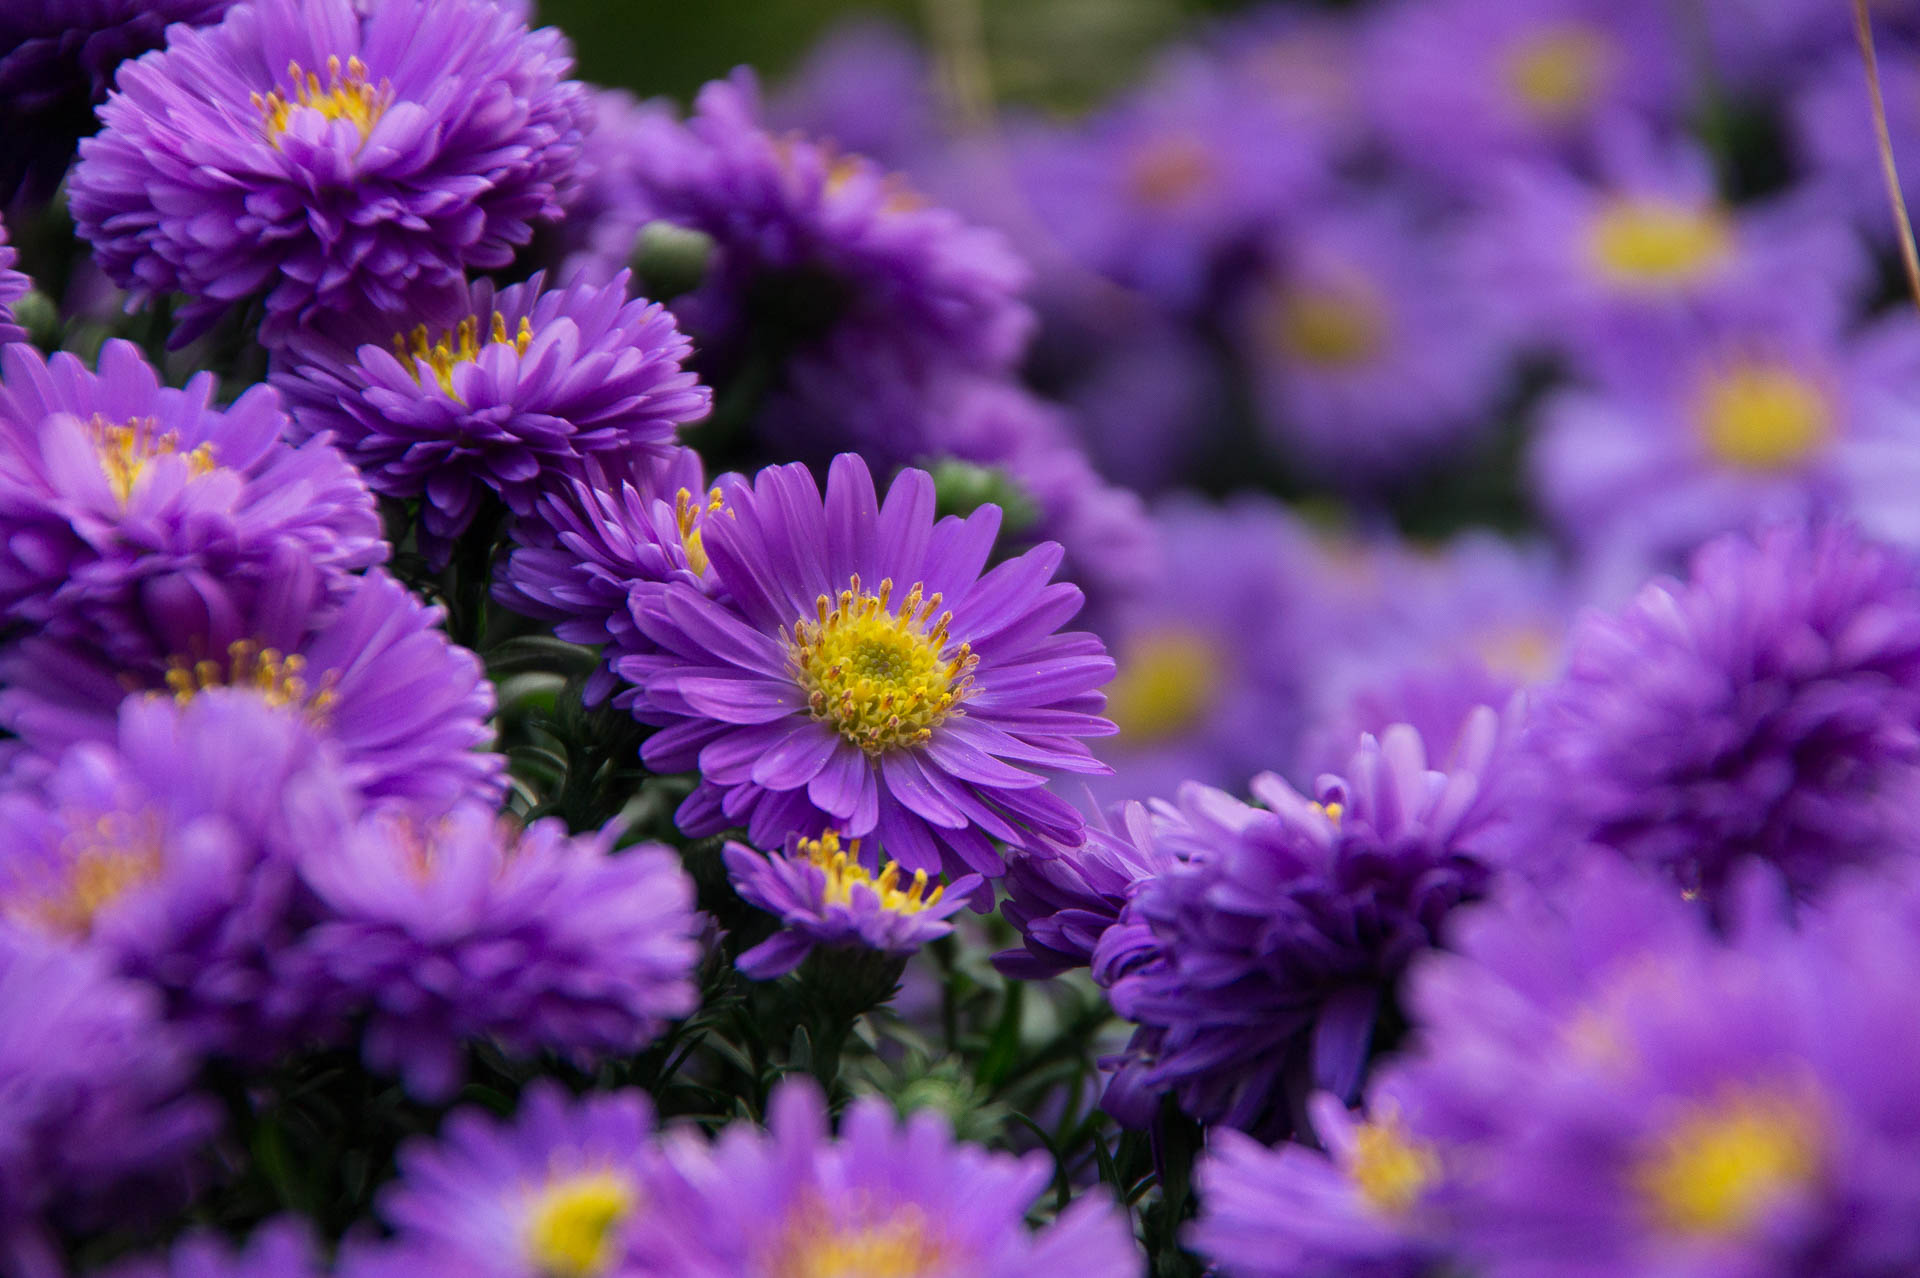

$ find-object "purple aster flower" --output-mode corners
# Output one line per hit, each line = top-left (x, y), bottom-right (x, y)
(1795, 46), (1920, 249)
(1533, 307), (1920, 582)
(0, 931), (212, 1278)
(1097, 706), (1516, 1137)
(0, 0), (237, 205)
(0, 339), (384, 666)
(994, 802), (1172, 981)
(291, 801), (700, 1100)
(379, 1081), (657, 1278)
(68, 0), (589, 343)
(94, 1220), (322, 1278)
(723, 829), (979, 978)
(1510, 522), (1920, 908)
(1209, 9), (1371, 167)
(768, 19), (939, 172)
(0, 689), (359, 1059)
(1361, 0), (1684, 192)
(549, 87), (680, 287)
(0, 214), (31, 345)
(0, 567), (501, 813)
(619, 453), (1116, 881)
(1237, 197), (1514, 487)
(626, 1077), (1142, 1276)
(273, 269), (709, 559)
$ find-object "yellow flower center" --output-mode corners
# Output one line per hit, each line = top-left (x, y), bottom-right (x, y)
(798, 831), (945, 915)
(1474, 624), (1561, 684)
(254, 56), (391, 146)
(1105, 628), (1222, 744)
(1266, 283), (1389, 369)
(787, 575), (976, 755)
(392, 312), (535, 400)
(89, 415), (217, 506)
(524, 1170), (637, 1278)
(1127, 134), (1216, 208)
(770, 1203), (947, 1278)
(1349, 1115), (1440, 1216)
(10, 810), (166, 938)
(1694, 361), (1833, 472)
(1503, 24), (1613, 123)
(161, 640), (338, 720)
(1635, 1088), (1822, 1237)
(1588, 199), (1734, 289)
(673, 486), (727, 576)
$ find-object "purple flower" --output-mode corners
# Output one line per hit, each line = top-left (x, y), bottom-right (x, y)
(273, 270), (709, 559)
(1237, 198), (1514, 485)
(549, 87), (680, 286)
(0, 567), (502, 813)
(1795, 46), (1920, 247)
(94, 1220), (322, 1278)
(1511, 523), (1920, 907)
(1097, 707), (1515, 1137)
(291, 802), (700, 1100)
(378, 1081), (657, 1278)
(626, 1077), (1142, 1276)
(0, 339), (384, 666)
(0, 931), (212, 1278)
(723, 830), (979, 978)
(995, 803), (1172, 981)
(619, 453), (1116, 881)
(768, 19), (939, 172)
(0, 689), (359, 1059)
(0, 0), (237, 204)
(0, 214), (30, 345)
(69, 0), (589, 343)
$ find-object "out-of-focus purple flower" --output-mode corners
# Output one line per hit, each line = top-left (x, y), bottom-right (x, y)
(1511, 523), (1920, 907)
(379, 1081), (657, 1278)
(0, 568), (501, 813)
(94, 1220), (323, 1278)
(626, 1078), (1143, 1276)
(618, 454), (1115, 882)
(0, 215), (30, 345)
(0, 339), (384, 666)
(1706, 0), (1915, 92)
(1238, 198), (1514, 486)
(723, 830), (979, 978)
(0, 690), (359, 1059)
(0, 931), (212, 1278)
(995, 803), (1173, 981)
(1794, 47), (1920, 248)
(1210, 9), (1371, 166)
(769, 19), (939, 172)
(69, 0), (589, 343)
(1362, 0), (1683, 191)
(273, 270), (708, 560)
(0, 0), (237, 205)
(292, 802), (699, 1100)
(1097, 707), (1515, 1137)
(1060, 319), (1223, 495)
(1533, 309), (1920, 580)
(550, 87), (680, 287)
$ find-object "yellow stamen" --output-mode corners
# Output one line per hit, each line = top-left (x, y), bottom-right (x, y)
(253, 55), (391, 146)
(1589, 198), (1734, 289)
(10, 810), (166, 938)
(1127, 133), (1216, 208)
(391, 311), (535, 400)
(1104, 628), (1222, 743)
(1349, 1113), (1440, 1216)
(1265, 282), (1389, 368)
(89, 415), (217, 506)
(1503, 24), (1613, 123)
(1694, 361), (1833, 472)
(524, 1170), (637, 1278)
(1635, 1087), (1822, 1237)
(786, 574), (975, 755)
(797, 831), (944, 915)
(161, 639), (337, 721)
(673, 486), (727, 576)
(770, 1201), (946, 1278)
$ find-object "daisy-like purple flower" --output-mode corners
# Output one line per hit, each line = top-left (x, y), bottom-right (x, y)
(1511, 522), (1920, 908)
(994, 803), (1173, 981)
(378, 1081), (658, 1278)
(0, 689), (359, 1059)
(0, 214), (31, 345)
(95, 1220), (322, 1278)
(626, 1077), (1142, 1276)
(0, 567), (502, 813)
(1097, 707), (1515, 1137)
(0, 0), (237, 205)
(723, 830), (979, 978)
(0, 339), (384, 666)
(292, 801), (700, 1100)
(273, 270), (709, 559)
(1236, 197), (1514, 487)
(0, 931), (212, 1278)
(618, 453), (1116, 881)
(68, 0), (589, 343)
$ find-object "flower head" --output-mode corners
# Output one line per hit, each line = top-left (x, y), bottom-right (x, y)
(994, 803), (1174, 982)
(619, 454), (1115, 881)
(69, 0), (589, 342)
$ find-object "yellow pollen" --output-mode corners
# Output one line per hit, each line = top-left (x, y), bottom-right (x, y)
(771, 1203), (946, 1278)
(253, 55), (391, 146)
(90, 415), (217, 506)
(1105, 628), (1221, 743)
(1503, 24), (1613, 123)
(1694, 361), (1833, 472)
(392, 311), (534, 400)
(786, 574), (976, 755)
(673, 486), (727, 576)
(524, 1170), (637, 1278)
(1635, 1088), (1822, 1237)
(1313, 800), (1345, 825)
(1266, 282), (1389, 368)
(1348, 1114), (1440, 1217)
(161, 639), (337, 721)
(1127, 133), (1216, 208)
(1589, 198), (1734, 289)
(1475, 624), (1561, 684)
(798, 831), (945, 915)
(11, 810), (166, 938)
